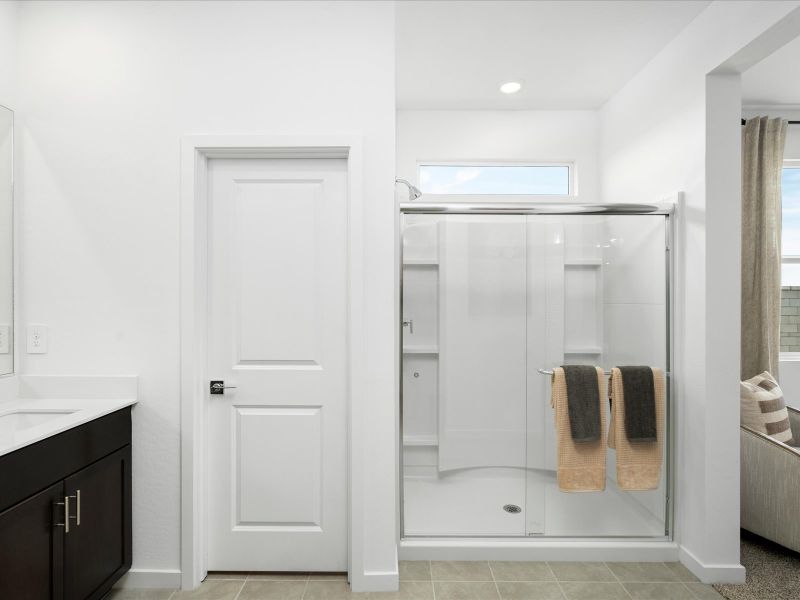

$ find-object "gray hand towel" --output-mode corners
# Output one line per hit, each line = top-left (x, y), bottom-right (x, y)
(618, 366), (657, 442)
(561, 365), (601, 442)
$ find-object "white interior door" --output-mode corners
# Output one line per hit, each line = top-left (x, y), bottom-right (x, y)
(207, 157), (348, 572)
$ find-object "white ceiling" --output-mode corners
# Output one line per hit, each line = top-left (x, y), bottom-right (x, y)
(742, 34), (800, 106)
(396, 0), (710, 110)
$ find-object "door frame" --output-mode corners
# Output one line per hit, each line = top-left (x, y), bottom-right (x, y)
(179, 135), (365, 590)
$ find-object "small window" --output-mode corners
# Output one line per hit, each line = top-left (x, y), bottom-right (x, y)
(418, 164), (571, 196)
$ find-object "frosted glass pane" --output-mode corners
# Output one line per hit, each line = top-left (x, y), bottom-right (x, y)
(419, 164), (569, 195)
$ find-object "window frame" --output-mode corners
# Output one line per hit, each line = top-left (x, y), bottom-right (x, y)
(780, 159), (800, 360)
(416, 160), (576, 200)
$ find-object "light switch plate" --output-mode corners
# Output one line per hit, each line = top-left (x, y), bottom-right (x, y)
(27, 324), (47, 354)
(0, 325), (9, 354)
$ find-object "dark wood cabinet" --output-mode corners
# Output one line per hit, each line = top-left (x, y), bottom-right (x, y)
(65, 446), (132, 600)
(0, 481), (65, 600)
(0, 408), (132, 599)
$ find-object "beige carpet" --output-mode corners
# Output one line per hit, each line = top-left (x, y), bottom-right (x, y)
(714, 530), (800, 599)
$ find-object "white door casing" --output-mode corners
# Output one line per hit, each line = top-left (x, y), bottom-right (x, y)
(206, 157), (349, 571)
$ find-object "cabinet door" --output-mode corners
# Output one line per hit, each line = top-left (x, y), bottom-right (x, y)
(0, 481), (65, 600)
(64, 446), (131, 600)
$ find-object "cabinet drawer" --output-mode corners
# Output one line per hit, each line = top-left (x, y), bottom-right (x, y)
(0, 408), (131, 512)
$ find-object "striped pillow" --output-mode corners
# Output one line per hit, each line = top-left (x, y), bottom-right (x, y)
(741, 371), (793, 444)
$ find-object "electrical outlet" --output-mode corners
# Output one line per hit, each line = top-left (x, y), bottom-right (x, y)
(0, 325), (9, 354)
(27, 324), (47, 354)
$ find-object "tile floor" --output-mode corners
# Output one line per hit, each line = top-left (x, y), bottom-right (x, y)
(105, 561), (724, 600)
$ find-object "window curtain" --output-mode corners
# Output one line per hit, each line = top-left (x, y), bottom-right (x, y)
(741, 117), (787, 380)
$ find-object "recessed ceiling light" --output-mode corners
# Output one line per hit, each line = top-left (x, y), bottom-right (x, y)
(500, 81), (522, 94)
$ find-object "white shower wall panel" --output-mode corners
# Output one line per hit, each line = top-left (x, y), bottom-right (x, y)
(402, 354), (438, 443)
(602, 216), (666, 306)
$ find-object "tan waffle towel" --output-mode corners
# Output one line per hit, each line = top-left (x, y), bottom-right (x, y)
(551, 366), (606, 492)
(607, 367), (665, 490)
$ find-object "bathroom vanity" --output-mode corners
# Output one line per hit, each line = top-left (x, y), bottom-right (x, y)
(0, 392), (136, 600)
(0, 102), (138, 599)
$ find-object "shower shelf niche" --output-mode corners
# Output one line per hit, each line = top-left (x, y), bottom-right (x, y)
(403, 346), (439, 354)
(564, 347), (603, 355)
(403, 435), (438, 447)
(403, 259), (439, 266)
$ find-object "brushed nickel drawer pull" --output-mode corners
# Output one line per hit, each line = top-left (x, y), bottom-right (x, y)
(55, 497), (71, 533)
(67, 490), (80, 526)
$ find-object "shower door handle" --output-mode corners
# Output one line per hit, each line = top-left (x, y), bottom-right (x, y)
(402, 319), (414, 334)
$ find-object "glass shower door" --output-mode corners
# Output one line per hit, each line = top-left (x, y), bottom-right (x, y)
(401, 211), (670, 538)
(525, 214), (668, 537)
(402, 214), (532, 536)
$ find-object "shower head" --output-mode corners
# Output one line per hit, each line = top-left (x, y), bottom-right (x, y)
(396, 178), (422, 201)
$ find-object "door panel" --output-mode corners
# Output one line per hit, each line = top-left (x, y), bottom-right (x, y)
(234, 179), (323, 365)
(64, 447), (132, 600)
(235, 406), (322, 528)
(0, 482), (64, 600)
(208, 158), (348, 571)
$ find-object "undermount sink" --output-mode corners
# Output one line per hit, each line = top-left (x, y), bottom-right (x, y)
(0, 410), (77, 440)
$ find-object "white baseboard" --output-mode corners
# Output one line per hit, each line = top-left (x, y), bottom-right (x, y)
(679, 546), (745, 584)
(349, 570), (399, 593)
(400, 539), (679, 562)
(114, 569), (182, 589)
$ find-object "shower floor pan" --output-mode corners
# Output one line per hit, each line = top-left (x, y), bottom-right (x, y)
(403, 467), (665, 538)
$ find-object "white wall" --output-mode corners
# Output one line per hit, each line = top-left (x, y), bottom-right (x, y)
(397, 110), (599, 202)
(0, 1), (17, 108)
(16, 0), (396, 590)
(600, 0), (800, 583)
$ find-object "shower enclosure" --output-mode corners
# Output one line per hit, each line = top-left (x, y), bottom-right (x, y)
(400, 202), (673, 540)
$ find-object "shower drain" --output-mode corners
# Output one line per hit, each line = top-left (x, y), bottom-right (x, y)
(502, 504), (522, 514)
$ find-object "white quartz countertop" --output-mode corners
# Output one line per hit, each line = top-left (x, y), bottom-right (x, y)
(0, 375), (138, 458)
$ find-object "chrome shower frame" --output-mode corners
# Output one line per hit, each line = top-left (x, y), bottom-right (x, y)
(398, 201), (676, 545)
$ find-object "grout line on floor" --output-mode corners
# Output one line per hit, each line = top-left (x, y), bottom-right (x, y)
(682, 580), (721, 600)
(544, 562), (567, 600)
(604, 563), (634, 600)
(231, 579), (246, 600)
(681, 582), (696, 599)
(300, 574), (310, 600)
(487, 560), (501, 599)
(429, 561), (436, 600)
